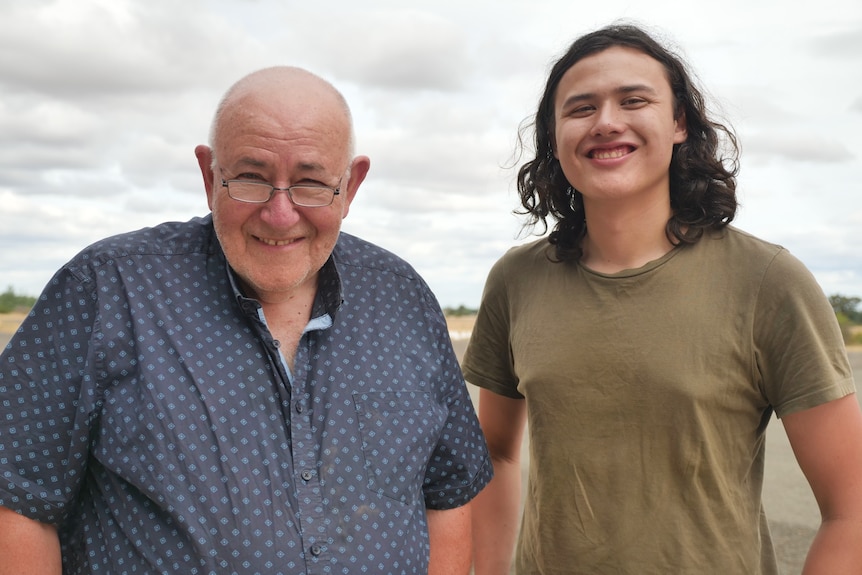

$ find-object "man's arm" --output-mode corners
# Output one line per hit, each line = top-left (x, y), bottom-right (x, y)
(427, 505), (471, 575)
(0, 506), (61, 575)
(471, 388), (527, 575)
(782, 393), (862, 574)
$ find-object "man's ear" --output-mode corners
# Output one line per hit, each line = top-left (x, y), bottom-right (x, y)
(194, 145), (216, 210)
(339, 155), (370, 218)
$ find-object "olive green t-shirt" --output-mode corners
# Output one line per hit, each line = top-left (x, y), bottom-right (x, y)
(462, 226), (855, 574)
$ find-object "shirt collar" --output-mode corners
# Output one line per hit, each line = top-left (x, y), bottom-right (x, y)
(220, 248), (344, 325)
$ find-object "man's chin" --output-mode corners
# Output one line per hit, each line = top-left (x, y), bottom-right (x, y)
(237, 272), (316, 304)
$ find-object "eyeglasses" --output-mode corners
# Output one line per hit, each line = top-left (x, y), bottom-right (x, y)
(221, 177), (342, 207)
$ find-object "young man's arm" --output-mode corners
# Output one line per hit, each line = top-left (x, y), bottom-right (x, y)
(783, 393), (862, 574)
(0, 506), (61, 575)
(471, 388), (527, 575)
(427, 505), (471, 575)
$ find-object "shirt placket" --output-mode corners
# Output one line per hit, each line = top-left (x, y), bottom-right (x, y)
(289, 331), (328, 574)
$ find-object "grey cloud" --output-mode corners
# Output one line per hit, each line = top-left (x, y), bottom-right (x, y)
(774, 225), (862, 280)
(810, 26), (862, 58)
(343, 198), (522, 307)
(290, 10), (471, 92)
(0, 94), (103, 146)
(742, 133), (855, 163)
(0, 2), (264, 101)
(0, 143), (101, 173)
(722, 89), (795, 125)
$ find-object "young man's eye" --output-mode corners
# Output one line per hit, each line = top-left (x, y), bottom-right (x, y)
(622, 97), (647, 107)
(564, 104), (594, 117)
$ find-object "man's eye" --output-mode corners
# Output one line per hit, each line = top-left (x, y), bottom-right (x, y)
(236, 173), (266, 182)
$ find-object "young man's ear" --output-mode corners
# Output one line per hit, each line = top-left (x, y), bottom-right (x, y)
(674, 112), (688, 144)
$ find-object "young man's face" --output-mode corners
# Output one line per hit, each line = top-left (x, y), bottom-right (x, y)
(553, 46), (687, 207)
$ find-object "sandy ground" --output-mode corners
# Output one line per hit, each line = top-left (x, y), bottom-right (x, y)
(3, 312), (861, 573)
(0, 311), (26, 337)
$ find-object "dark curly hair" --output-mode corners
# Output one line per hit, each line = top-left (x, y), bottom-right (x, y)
(517, 23), (739, 263)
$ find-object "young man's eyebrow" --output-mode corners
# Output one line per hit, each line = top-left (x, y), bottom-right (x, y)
(559, 83), (659, 110)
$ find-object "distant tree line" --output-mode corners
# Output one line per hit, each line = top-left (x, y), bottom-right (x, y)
(0, 286), (36, 313)
(443, 305), (478, 317)
(830, 294), (862, 323)
(830, 294), (862, 345)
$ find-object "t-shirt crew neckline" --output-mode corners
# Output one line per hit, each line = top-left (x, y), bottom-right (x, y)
(578, 243), (685, 279)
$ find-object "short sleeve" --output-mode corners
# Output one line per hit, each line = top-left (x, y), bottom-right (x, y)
(0, 266), (101, 523)
(753, 249), (855, 418)
(461, 252), (522, 399)
(419, 285), (493, 508)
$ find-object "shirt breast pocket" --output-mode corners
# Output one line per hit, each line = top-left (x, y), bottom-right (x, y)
(353, 391), (447, 504)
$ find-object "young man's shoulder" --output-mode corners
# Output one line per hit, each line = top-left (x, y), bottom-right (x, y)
(701, 225), (786, 260)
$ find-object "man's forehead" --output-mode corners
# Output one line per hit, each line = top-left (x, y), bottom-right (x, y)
(229, 154), (330, 173)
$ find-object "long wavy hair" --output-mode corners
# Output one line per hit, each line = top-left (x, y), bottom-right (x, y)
(517, 24), (739, 263)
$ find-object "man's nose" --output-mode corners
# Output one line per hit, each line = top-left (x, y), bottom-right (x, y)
(260, 189), (302, 225)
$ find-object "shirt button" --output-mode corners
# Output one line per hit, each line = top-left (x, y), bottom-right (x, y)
(295, 402), (304, 413)
(301, 469), (313, 481)
(310, 544), (322, 556)
(273, 339), (281, 348)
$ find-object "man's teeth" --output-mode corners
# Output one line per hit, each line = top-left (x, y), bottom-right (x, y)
(260, 238), (295, 246)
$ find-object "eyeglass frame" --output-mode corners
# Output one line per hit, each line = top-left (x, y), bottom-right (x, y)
(220, 174), (344, 207)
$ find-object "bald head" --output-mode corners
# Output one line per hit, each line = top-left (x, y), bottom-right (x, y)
(208, 66), (356, 167)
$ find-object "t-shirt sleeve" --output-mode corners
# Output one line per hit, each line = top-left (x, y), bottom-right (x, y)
(461, 252), (523, 399)
(0, 266), (99, 524)
(753, 248), (855, 418)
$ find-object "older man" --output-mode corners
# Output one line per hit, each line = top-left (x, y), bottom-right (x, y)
(0, 67), (492, 574)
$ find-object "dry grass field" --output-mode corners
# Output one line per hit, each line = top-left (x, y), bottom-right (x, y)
(0, 311), (26, 336)
(445, 314), (476, 340)
(2, 312), (477, 347)
(1, 313), (475, 337)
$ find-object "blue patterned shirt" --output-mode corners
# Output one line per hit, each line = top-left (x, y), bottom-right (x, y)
(0, 215), (492, 574)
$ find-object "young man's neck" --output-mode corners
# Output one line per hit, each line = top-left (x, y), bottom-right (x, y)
(580, 198), (675, 274)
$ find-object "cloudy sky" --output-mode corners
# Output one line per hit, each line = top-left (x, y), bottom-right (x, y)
(1, 0), (861, 309)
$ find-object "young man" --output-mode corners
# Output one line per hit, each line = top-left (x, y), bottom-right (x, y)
(0, 66), (492, 574)
(464, 24), (862, 574)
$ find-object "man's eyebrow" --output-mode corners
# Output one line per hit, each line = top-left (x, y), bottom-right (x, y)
(232, 157), (268, 169)
(295, 161), (328, 174)
(231, 158), (328, 174)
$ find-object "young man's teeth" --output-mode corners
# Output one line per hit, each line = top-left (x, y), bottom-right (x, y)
(593, 148), (627, 159)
